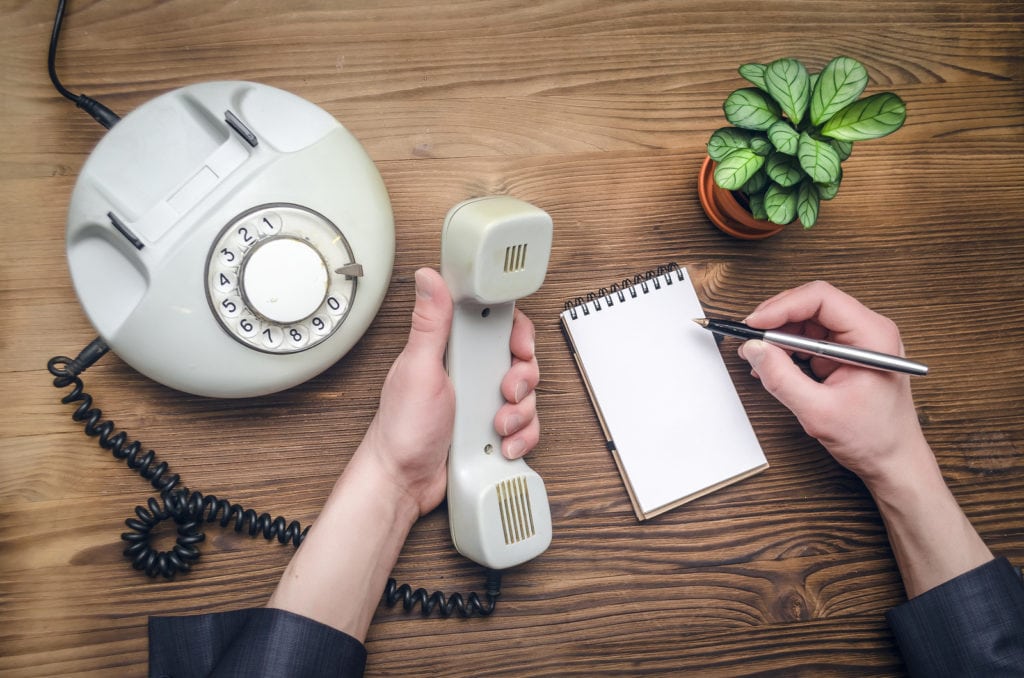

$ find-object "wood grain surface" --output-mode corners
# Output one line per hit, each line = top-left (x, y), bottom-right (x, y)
(1, 1), (1022, 676)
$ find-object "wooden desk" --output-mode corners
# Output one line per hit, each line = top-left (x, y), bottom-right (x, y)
(2, 1), (1022, 675)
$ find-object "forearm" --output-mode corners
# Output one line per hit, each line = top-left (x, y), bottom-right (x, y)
(267, 448), (420, 641)
(866, 437), (993, 599)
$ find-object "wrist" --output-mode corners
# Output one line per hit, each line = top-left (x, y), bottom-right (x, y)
(267, 447), (421, 640)
(860, 439), (993, 598)
(854, 433), (938, 501)
(330, 447), (422, 532)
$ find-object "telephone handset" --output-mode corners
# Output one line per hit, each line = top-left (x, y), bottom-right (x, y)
(64, 81), (395, 397)
(441, 196), (554, 570)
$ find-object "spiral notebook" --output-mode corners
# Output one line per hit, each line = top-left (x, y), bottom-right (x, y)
(560, 264), (767, 521)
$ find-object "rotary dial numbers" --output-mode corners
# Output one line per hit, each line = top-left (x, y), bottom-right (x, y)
(206, 204), (360, 354)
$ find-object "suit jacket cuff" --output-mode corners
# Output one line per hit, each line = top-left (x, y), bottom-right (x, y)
(886, 556), (1024, 677)
(149, 607), (367, 677)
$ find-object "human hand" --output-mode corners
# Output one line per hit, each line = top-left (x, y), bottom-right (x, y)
(737, 281), (927, 489)
(737, 281), (996, 598)
(356, 267), (541, 517)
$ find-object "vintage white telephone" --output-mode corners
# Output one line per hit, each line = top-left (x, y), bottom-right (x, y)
(64, 80), (394, 397)
(441, 196), (554, 570)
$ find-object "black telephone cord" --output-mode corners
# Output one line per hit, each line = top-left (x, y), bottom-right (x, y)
(49, 0), (120, 129)
(47, 341), (501, 617)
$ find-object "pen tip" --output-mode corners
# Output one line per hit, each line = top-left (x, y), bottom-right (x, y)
(693, 318), (709, 327)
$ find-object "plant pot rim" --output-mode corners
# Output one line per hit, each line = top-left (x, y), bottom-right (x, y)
(698, 156), (784, 240)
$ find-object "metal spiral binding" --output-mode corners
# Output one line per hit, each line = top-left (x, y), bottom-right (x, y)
(563, 262), (683, 320)
(46, 350), (500, 616)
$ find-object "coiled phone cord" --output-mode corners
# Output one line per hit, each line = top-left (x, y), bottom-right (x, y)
(46, 339), (500, 617)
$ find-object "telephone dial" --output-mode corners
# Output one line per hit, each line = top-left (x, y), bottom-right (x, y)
(65, 80), (394, 397)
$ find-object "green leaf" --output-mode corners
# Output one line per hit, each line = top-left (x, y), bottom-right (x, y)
(767, 120), (800, 155)
(765, 152), (805, 187)
(713, 148), (766, 190)
(797, 132), (841, 183)
(821, 92), (907, 141)
(742, 168), (769, 195)
(723, 88), (782, 131)
(815, 178), (839, 199)
(707, 127), (753, 161)
(810, 56), (868, 126)
(749, 192), (768, 220)
(830, 139), (854, 160)
(797, 181), (820, 228)
(765, 183), (798, 225)
(749, 136), (771, 156)
(738, 63), (768, 90)
(765, 58), (810, 124)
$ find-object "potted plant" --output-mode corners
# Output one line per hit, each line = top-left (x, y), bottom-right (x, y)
(699, 56), (907, 239)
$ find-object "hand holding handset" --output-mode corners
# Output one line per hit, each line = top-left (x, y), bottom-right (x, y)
(441, 197), (553, 570)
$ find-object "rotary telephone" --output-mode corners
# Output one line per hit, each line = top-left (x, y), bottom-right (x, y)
(64, 79), (394, 398)
(45, 0), (550, 618)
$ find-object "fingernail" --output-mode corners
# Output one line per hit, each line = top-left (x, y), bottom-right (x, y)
(741, 340), (766, 368)
(504, 438), (526, 459)
(414, 269), (432, 300)
(504, 413), (522, 436)
(514, 380), (528, 403)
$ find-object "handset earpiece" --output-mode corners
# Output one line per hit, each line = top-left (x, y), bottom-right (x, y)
(441, 196), (553, 570)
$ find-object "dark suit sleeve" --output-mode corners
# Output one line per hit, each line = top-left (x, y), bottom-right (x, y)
(149, 607), (367, 678)
(886, 556), (1024, 677)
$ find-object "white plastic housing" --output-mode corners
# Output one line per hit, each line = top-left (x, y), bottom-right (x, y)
(65, 81), (394, 397)
(441, 197), (552, 304)
(441, 196), (553, 570)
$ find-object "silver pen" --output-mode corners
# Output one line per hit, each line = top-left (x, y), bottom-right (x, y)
(694, 318), (928, 376)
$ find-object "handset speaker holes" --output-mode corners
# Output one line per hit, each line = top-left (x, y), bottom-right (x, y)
(503, 243), (527, 273)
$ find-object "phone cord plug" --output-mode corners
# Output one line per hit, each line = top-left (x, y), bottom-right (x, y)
(49, 336), (110, 380)
(383, 568), (502, 618)
(48, 0), (121, 130)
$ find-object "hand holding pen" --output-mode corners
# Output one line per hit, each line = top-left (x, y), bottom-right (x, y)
(726, 281), (996, 603)
(714, 280), (931, 489)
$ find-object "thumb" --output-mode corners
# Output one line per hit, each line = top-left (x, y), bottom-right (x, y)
(404, 267), (453, 362)
(740, 340), (824, 415)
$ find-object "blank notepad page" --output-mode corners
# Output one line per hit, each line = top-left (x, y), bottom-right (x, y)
(560, 266), (767, 520)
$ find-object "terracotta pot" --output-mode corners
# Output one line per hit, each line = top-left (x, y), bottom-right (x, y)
(698, 156), (784, 240)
